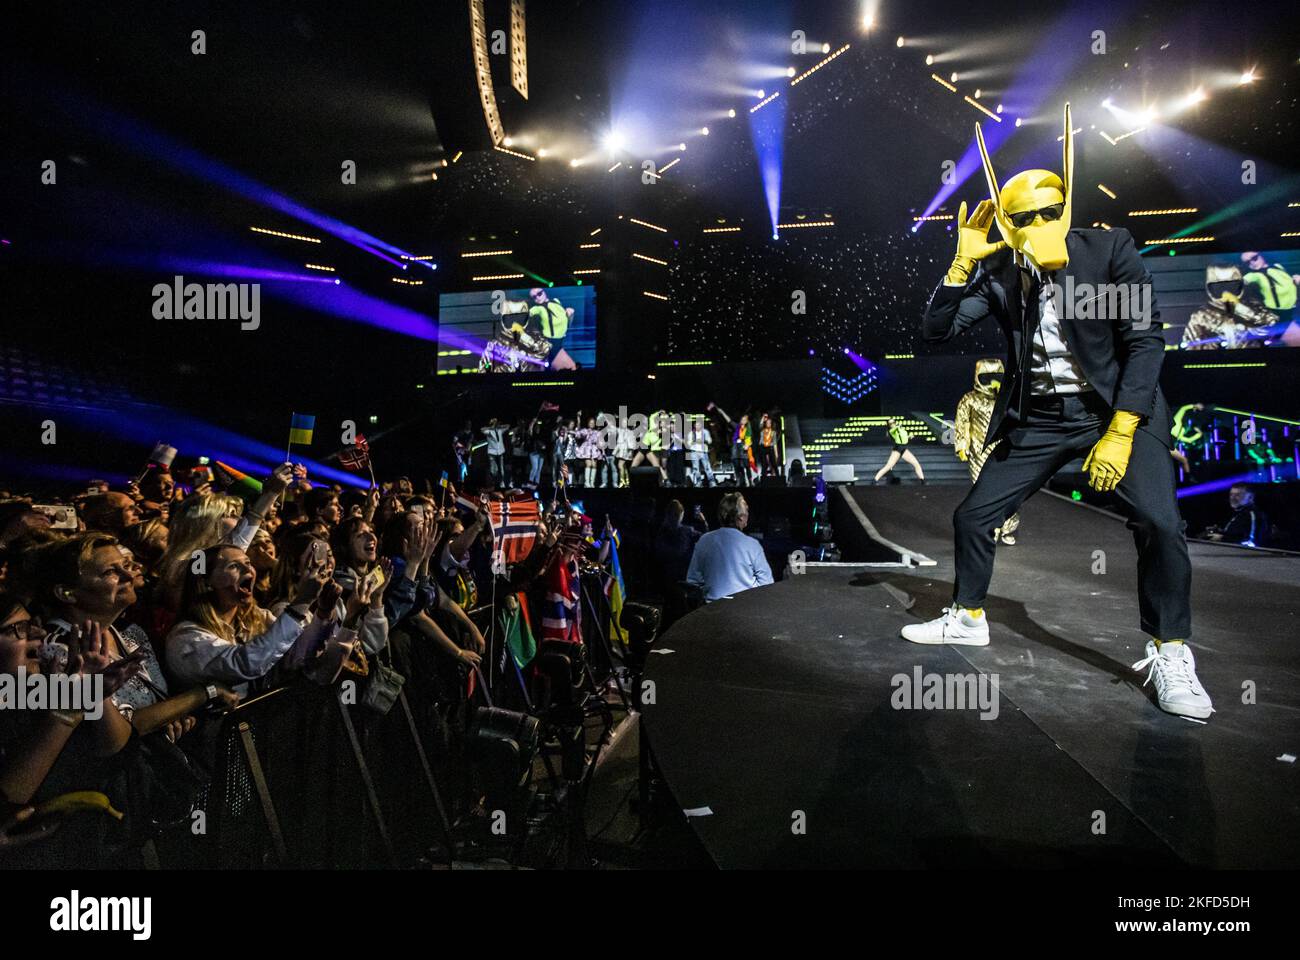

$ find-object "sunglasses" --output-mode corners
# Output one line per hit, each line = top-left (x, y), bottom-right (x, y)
(1008, 202), (1065, 229)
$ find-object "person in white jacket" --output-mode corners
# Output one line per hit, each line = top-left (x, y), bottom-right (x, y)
(165, 542), (329, 694)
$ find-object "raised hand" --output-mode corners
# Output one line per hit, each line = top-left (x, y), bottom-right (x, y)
(955, 200), (1007, 263)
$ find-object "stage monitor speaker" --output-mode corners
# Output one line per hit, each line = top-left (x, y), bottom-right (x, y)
(822, 464), (855, 484)
(629, 465), (662, 494)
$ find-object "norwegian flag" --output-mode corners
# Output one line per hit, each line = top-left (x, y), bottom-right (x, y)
(541, 556), (581, 645)
(488, 495), (541, 564)
(338, 434), (370, 471)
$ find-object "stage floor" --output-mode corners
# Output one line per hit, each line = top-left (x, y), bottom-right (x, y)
(642, 486), (1300, 868)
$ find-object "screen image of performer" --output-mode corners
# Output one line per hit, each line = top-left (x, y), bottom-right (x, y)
(874, 417), (926, 483)
(904, 104), (1211, 721)
(1181, 265), (1276, 349)
(954, 359), (1017, 544)
(1240, 251), (1300, 345)
(529, 287), (576, 370)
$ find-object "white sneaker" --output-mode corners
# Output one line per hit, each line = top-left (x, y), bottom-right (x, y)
(1132, 641), (1213, 720)
(901, 607), (990, 646)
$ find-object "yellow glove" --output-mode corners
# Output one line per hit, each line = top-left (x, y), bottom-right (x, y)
(946, 200), (1007, 285)
(1083, 411), (1142, 492)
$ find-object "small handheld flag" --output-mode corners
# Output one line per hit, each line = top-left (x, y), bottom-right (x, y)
(338, 434), (371, 471)
(288, 413), (316, 446)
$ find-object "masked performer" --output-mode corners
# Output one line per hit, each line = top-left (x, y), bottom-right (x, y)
(902, 104), (1211, 720)
(1181, 265), (1277, 349)
(954, 359), (1018, 545)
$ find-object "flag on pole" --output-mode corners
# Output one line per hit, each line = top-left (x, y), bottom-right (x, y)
(212, 461), (264, 504)
(439, 470), (450, 489)
(499, 595), (537, 669)
(606, 531), (630, 647)
(288, 413), (316, 446)
(488, 495), (541, 564)
(338, 434), (370, 471)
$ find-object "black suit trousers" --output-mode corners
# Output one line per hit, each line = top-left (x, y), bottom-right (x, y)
(952, 391), (1191, 639)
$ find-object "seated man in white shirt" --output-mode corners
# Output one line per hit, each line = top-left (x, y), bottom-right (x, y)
(686, 493), (773, 602)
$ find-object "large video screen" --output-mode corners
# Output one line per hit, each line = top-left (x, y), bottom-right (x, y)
(1149, 249), (1300, 350)
(437, 285), (597, 374)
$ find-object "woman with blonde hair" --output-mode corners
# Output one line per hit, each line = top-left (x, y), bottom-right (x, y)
(165, 541), (328, 693)
(156, 464), (294, 612)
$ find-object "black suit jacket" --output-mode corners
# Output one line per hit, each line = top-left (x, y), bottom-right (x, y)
(923, 227), (1171, 447)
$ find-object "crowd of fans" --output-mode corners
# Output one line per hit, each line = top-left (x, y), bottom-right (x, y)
(0, 437), (792, 867)
(454, 401), (798, 491)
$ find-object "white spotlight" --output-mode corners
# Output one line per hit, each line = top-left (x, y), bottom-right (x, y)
(569, 158), (581, 167)
(786, 66), (796, 78)
(950, 71), (958, 83)
(537, 147), (548, 158)
(1187, 87), (1207, 104)
(896, 36), (905, 48)
(822, 43), (831, 53)
(728, 108), (736, 118)
(1014, 117), (1022, 127)
(604, 130), (626, 153)
(502, 136), (514, 147)
(974, 88), (981, 99)
(701, 126), (710, 136)
(678, 142), (686, 151)
(925, 54), (934, 66)
(1239, 68), (1256, 84)
(757, 89), (765, 99)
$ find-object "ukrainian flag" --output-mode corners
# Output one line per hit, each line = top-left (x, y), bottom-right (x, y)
(607, 530), (629, 647)
(288, 413), (315, 446)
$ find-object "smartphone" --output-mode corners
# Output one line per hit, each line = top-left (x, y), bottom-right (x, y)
(311, 540), (328, 564)
(363, 565), (386, 594)
(32, 504), (78, 531)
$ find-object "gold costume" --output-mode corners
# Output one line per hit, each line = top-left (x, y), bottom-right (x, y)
(954, 358), (1019, 538)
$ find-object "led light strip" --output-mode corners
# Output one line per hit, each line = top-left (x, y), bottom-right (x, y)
(964, 95), (1001, 121)
(437, 350), (474, 357)
(1129, 208), (1198, 216)
(391, 277), (424, 285)
(656, 360), (713, 366)
(702, 226), (741, 233)
(750, 91), (781, 113)
(494, 144), (536, 161)
(511, 380), (575, 387)
(460, 249), (513, 258)
(579, 242), (601, 249)
(1145, 236), (1214, 244)
(472, 273), (526, 281)
(250, 226), (321, 243)
(633, 252), (668, 265)
(572, 268), (601, 275)
(791, 43), (850, 85)
(304, 263), (336, 272)
(1097, 184), (1117, 199)
(931, 74), (957, 93)
(629, 217), (669, 233)
(1183, 363), (1266, 369)
(912, 215), (953, 222)
(776, 220), (835, 229)
(659, 157), (681, 174)
(643, 290), (668, 301)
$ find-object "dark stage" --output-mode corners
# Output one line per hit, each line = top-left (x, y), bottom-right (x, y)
(641, 485), (1300, 868)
